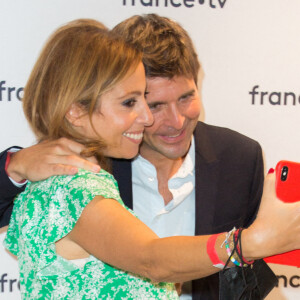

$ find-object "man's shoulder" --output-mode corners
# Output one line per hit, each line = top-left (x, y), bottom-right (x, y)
(195, 122), (261, 147)
(194, 122), (262, 160)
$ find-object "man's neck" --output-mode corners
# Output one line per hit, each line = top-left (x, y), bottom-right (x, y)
(140, 149), (184, 179)
(155, 158), (183, 205)
(139, 149), (185, 206)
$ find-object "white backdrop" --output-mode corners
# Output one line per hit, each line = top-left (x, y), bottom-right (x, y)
(0, 0), (299, 299)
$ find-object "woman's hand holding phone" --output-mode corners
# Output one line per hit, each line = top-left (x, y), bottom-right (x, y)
(264, 160), (300, 267)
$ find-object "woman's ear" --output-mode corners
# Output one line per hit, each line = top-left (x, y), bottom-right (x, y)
(65, 104), (86, 127)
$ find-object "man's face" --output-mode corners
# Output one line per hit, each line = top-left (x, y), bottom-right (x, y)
(140, 76), (201, 161)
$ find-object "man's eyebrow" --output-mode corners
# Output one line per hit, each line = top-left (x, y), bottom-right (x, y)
(146, 89), (196, 106)
(179, 89), (196, 99)
(147, 100), (165, 106)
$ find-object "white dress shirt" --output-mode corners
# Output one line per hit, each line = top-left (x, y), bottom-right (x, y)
(132, 138), (196, 300)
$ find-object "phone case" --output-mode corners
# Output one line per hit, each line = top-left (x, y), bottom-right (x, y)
(264, 160), (300, 267)
(275, 160), (300, 203)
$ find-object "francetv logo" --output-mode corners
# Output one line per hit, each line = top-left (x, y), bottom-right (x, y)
(0, 81), (24, 101)
(122, 0), (228, 9)
(0, 273), (20, 293)
(250, 85), (300, 106)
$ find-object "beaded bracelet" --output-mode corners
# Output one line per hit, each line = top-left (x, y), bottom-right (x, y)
(224, 239), (244, 267)
(221, 227), (250, 267)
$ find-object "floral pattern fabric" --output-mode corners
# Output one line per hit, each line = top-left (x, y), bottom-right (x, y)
(4, 169), (178, 299)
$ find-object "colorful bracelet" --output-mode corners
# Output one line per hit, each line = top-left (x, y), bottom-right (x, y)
(224, 239), (243, 267)
(222, 227), (248, 267)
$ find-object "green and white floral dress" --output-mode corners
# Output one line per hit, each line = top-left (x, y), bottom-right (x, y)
(4, 169), (178, 299)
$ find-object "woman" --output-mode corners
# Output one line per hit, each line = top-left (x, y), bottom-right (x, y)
(4, 19), (300, 299)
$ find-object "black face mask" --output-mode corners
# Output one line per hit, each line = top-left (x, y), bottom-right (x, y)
(219, 259), (278, 300)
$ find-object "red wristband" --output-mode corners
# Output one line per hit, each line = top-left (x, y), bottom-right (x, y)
(5, 151), (12, 174)
(207, 233), (225, 269)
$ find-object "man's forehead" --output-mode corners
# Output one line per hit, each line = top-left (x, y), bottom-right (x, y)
(145, 76), (197, 94)
(146, 75), (193, 82)
(145, 80), (198, 106)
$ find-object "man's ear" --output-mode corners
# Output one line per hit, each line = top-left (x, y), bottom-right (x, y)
(65, 104), (86, 127)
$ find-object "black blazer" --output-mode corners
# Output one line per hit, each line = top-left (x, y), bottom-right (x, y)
(0, 122), (263, 299)
(0, 146), (25, 228)
(112, 122), (264, 300)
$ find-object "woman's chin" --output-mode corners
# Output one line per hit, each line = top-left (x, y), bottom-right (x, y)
(108, 151), (139, 160)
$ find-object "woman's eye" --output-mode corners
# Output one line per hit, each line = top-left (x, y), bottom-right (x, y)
(122, 98), (136, 107)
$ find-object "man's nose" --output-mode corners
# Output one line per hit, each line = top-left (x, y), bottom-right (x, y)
(166, 105), (185, 130)
(139, 102), (154, 126)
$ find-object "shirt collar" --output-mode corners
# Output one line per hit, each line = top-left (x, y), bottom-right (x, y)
(133, 136), (195, 180)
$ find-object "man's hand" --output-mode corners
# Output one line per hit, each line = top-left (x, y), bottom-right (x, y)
(6, 138), (100, 182)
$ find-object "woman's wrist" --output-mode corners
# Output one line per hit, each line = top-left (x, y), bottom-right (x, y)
(240, 227), (263, 261)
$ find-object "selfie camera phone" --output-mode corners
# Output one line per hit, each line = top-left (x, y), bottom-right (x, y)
(264, 160), (300, 267)
(275, 160), (300, 203)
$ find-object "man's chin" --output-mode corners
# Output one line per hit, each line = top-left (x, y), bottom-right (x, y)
(140, 138), (191, 159)
(157, 145), (191, 160)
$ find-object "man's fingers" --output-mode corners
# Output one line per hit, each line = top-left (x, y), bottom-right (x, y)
(46, 138), (100, 171)
(56, 137), (86, 155)
(49, 161), (99, 178)
(84, 156), (99, 165)
(50, 164), (79, 176)
(38, 154), (100, 175)
(66, 155), (100, 173)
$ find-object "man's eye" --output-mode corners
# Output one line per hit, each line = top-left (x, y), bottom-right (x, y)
(122, 98), (136, 107)
(180, 94), (193, 101)
(147, 101), (164, 110)
(148, 103), (160, 110)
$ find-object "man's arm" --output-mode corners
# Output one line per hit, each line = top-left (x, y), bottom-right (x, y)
(7, 138), (100, 182)
(0, 147), (25, 227)
(0, 138), (100, 228)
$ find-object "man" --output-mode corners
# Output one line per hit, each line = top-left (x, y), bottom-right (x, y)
(0, 14), (263, 299)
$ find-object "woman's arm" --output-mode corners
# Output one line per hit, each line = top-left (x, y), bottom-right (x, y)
(67, 196), (216, 282)
(64, 173), (300, 283)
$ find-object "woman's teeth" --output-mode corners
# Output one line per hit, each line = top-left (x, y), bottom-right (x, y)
(123, 132), (143, 140)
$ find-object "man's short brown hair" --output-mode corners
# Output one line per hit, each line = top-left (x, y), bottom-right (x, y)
(112, 14), (200, 84)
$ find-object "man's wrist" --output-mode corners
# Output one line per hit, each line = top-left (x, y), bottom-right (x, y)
(6, 151), (27, 185)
